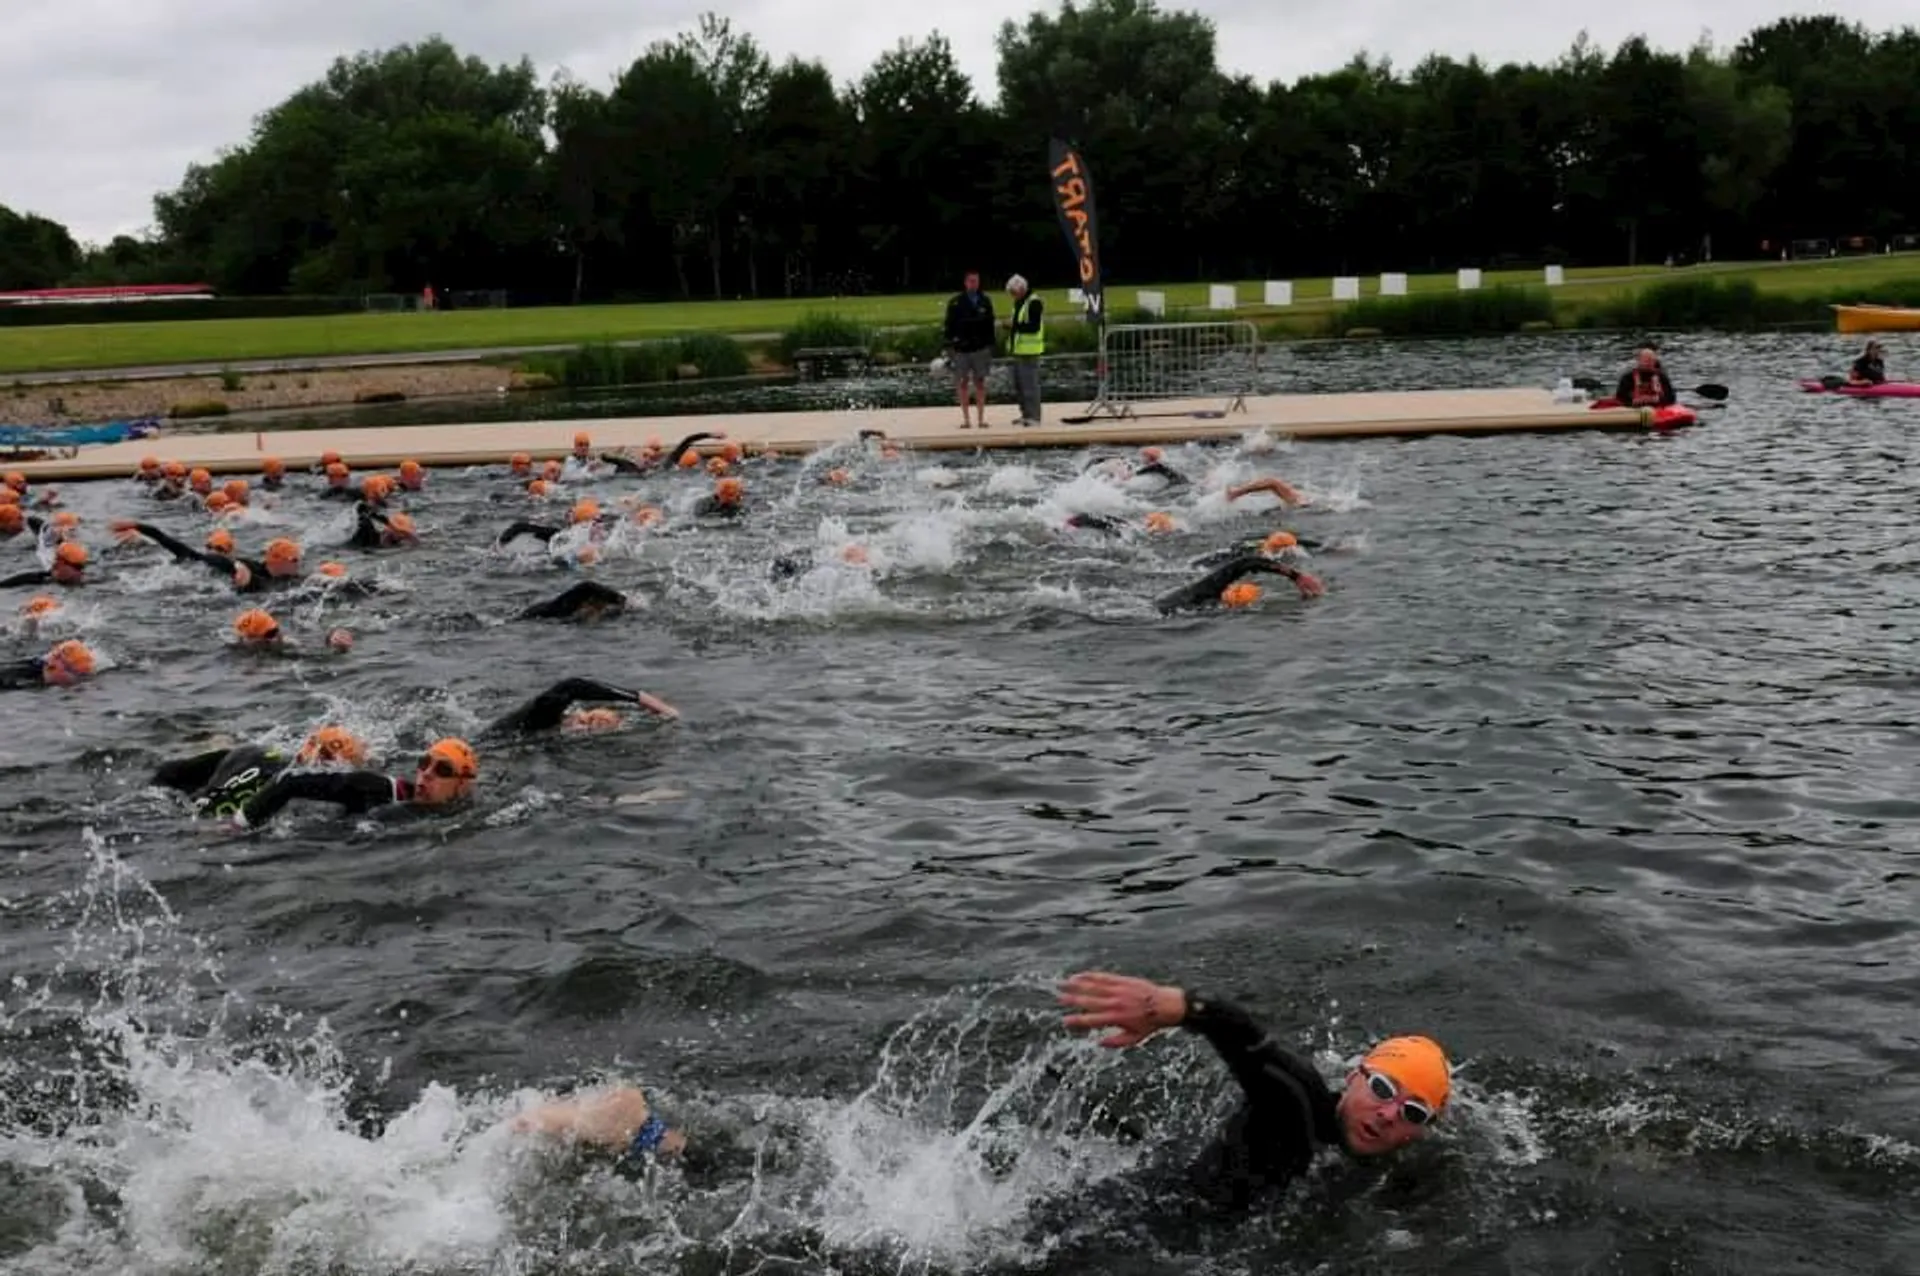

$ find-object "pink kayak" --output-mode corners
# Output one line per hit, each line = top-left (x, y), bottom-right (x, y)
(1798, 379), (1920, 397)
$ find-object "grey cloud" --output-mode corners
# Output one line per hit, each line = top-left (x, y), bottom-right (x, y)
(3, 0), (1913, 244)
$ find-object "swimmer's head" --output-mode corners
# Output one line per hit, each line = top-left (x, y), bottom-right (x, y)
(824, 468), (850, 486)
(163, 461), (186, 479)
(326, 462), (350, 486)
(570, 499), (600, 525)
(1144, 512), (1175, 533)
(0, 505), (21, 535)
(573, 431), (592, 458)
(630, 504), (664, 527)
(52, 541), (87, 583)
(1337, 1036), (1450, 1156)
(706, 456), (730, 476)
(1221, 582), (1261, 607)
(315, 561), (348, 578)
(542, 459), (563, 481)
(206, 527), (236, 554)
(263, 538), (302, 576)
(1261, 532), (1298, 556)
(840, 544), (869, 565)
(320, 450), (343, 468)
(564, 706), (624, 733)
(1140, 446), (1163, 463)
(188, 468), (213, 494)
(297, 725), (367, 766)
(3, 472), (25, 492)
(42, 639), (94, 686)
(399, 459), (424, 486)
(49, 510), (79, 536)
(527, 478), (551, 498)
(714, 477), (744, 506)
(263, 456), (285, 478)
(678, 450), (701, 469)
(222, 478), (249, 505)
(0, 486), (17, 506)
(721, 442), (743, 464)
(360, 474), (393, 503)
(22, 594), (59, 618)
(204, 491), (231, 515)
(137, 455), (160, 476)
(233, 608), (281, 645)
(414, 737), (478, 805)
(381, 512), (417, 544)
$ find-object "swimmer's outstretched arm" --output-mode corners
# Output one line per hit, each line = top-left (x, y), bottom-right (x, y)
(494, 520), (562, 548)
(114, 521), (219, 568)
(1136, 461), (1189, 487)
(515, 580), (626, 621)
(1153, 555), (1320, 614)
(152, 748), (232, 793)
(1064, 512), (1125, 535)
(664, 431), (724, 467)
(603, 453), (646, 475)
(0, 569), (53, 589)
(510, 1086), (686, 1158)
(484, 677), (679, 736)
(0, 658), (48, 690)
(233, 769), (404, 826)
(1225, 478), (1305, 506)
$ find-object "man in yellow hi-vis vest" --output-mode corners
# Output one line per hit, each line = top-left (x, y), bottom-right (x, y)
(1005, 274), (1045, 426)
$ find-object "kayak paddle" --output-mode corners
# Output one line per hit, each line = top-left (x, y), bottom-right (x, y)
(1573, 378), (1729, 401)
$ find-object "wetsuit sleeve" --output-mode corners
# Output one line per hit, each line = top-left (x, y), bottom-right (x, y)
(0, 569), (54, 588)
(603, 454), (645, 475)
(485, 676), (649, 736)
(516, 580), (626, 620)
(495, 521), (561, 547)
(664, 432), (721, 466)
(1066, 513), (1123, 534)
(236, 769), (402, 825)
(1181, 995), (1329, 1116)
(1137, 462), (1189, 488)
(126, 522), (218, 567)
(1154, 555), (1300, 614)
(151, 748), (231, 793)
(0, 658), (46, 690)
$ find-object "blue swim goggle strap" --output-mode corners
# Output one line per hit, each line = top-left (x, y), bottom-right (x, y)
(627, 1114), (669, 1158)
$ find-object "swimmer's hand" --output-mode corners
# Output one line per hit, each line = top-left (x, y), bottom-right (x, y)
(634, 691), (679, 719)
(1293, 571), (1325, 599)
(1059, 971), (1188, 1048)
(110, 520), (142, 544)
(232, 563), (252, 589)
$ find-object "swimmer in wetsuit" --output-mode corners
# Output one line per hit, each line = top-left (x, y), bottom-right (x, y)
(693, 477), (746, 519)
(113, 521), (306, 592)
(493, 499), (616, 552)
(229, 736), (478, 828)
(481, 676), (679, 737)
(1154, 554), (1324, 613)
(346, 501), (419, 550)
(150, 726), (367, 817)
(1057, 971), (1449, 1210)
(0, 541), (90, 589)
(605, 430), (726, 476)
(1063, 512), (1126, 536)
(1189, 530), (1323, 569)
(0, 639), (95, 690)
(516, 580), (628, 621)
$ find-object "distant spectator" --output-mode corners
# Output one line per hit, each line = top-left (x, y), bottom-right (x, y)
(943, 270), (995, 429)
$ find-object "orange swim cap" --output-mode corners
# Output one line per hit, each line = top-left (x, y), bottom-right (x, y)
(189, 468), (212, 491)
(715, 477), (743, 504)
(721, 442), (743, 463)
(320, 449), (341, 464)
(565, 707), (623, 732)
(570, 499), (599, 525)
(678, 450), (701, 469)
(206, 528), (235, 554)
(1261, 532), (1299, 554)
(423, 737), (478, 779)
(542, 459), (562, 480)
(51, 510), (79, 531)
(45, 639), (94, 678)
(646, 435), (664, 451)
(1221, 582), (1261, 607)
(204, 492), (231, 513)
(22, 594), (59, 617)
(264, 538), (301, 569)
(573, 431), (591, 447)
(315, 561), (348, 578)
(0, 487), (18, 505)
(359, 475), (390, 501)
(55, 541), (87, 569)
(526, 478), (550, 498)
(1145, 512), (1175, 533)
(263, 456), (285, 476)
(631, 505), (663, 526)
(297, 725), (366, 766)
(706, 456), (730, 476)
(0, 506), (21, 534)
(510, 452), (532, 473)
(326, 462), (350, 481)
(384, 512), (416, 538)
(163, 460), (186, 478)
(138, 455), (160, 473)
(1361, 1036), (1451, 1113)
(222, 479), (249, 504)
(1140, 446), (1164, 463)
(824, 468), (850, 485)
(3, 472), (25, 490)
(234, 609), (279, 642)
(400, 459), (423, 478)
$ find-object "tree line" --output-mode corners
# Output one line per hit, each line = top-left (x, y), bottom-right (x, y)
(4, 3), (1918, 304)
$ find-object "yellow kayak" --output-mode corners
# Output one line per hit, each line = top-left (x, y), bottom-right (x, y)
(1832, 303), (1920, 334)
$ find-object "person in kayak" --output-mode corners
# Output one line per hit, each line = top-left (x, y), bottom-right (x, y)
(228, 736), (479, 828)
(1849, 340), (1887, 386)
(516, 580), (629, 622)
(1057, 970), (1449, 1209)
(481, 676), (679, 738)
(113, 521), (306, 592)
(0, 541), (90, 589)
(1614, 348), (1677, 407)
(150, 726), (369, 817)
(1155, 554), (1324, 614)
(0, 639), (96, 690)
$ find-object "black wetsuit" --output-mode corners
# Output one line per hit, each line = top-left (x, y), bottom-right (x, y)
(319, 483), (357, 501)
(1189, 536), (1323, 569)
(482, 677), (658, 737)
(1614, 368), (1677, 407)
(235, 770), (415, 826)
(604, 431), (723, 475)
(1064, 513), (1125, 535)
(120, 522), (284, 593)
(152, 744), (290, 817)
(692, 496), (745, 519)
(0, 568), (59, 589)
(0, 657), (51, 690)
(1135, 461), (1188, 488)
(1852, 353), (1887, 384)
(496, 520), (563, 548)
(348, 501), (406, 549)
(1154, 555), (1308, 614)
(516, 580), (626, 621)
(770, 550), (814, 579)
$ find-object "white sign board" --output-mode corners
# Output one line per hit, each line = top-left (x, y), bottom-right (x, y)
(1136, 289), (1166, 317)
(1068, 287), (1085, 304)
(1380, 272), (1408, 296)
(1208, 284), (1237, 310)
(1457, 267), (1482, 290)
(1332, 276), (1361, 301)
(1263, 280), (1292, 306)
(1543, 265), (1565, 286)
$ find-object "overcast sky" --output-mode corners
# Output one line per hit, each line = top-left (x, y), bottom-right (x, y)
(5, 0), (1913, 245)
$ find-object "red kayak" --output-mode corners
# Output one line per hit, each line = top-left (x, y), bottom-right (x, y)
(1798, 379), (1920, 398)
(1587, 399), (1697, 430)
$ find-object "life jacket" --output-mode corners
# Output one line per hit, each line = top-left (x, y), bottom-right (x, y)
(1628, 370), (1664, 406)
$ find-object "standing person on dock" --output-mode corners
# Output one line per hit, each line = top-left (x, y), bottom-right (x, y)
(1614, 348), (1676, 407)
(1006, 274), (1046, 427)
(944, 270), (996, 430)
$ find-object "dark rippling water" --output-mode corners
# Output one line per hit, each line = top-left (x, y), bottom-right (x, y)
(4, 330), (1920, 1275)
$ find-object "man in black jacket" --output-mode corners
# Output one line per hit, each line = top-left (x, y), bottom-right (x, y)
(943, 270), (996, 429)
